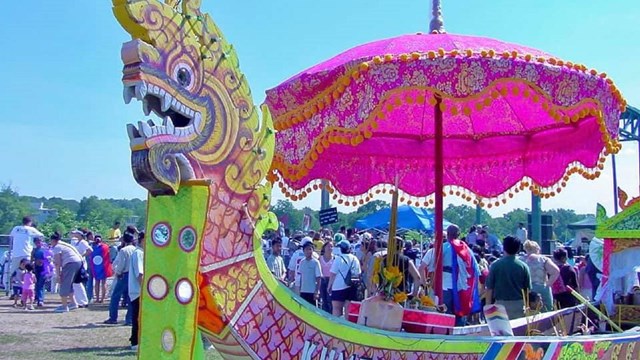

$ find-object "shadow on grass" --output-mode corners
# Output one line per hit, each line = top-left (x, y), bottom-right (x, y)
(51, 346), (135, 357)
(53, 323), (118, 330)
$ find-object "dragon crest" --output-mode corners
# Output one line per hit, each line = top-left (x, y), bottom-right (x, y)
(113, 0), (273, 197)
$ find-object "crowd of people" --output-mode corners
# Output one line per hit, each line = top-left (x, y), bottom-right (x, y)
(2, 217), (145, 350)
(3, 214), (601, 347)
(263, 222), (601, 326)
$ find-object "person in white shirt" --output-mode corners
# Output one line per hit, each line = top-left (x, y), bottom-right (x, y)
(50, 232), (84, 312)
(327, 240), (361, 318)
(281, 228), (291, 258)
(266, 238), (286, 282)
(104, 233), (136, 324)
(69, 230), (92, 307)
(9, 217), (43, 280)
(298, 242), (322, 305)
(128, 232), (144, 351)
(466, 226), (478, 246)
(287, 237), (318, 294)
(515, 223), (528, 242)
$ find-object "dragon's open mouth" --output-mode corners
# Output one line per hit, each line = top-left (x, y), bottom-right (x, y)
(123, 81), (202, 147)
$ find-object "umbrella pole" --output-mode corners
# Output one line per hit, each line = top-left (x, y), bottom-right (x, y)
(433, 94), (444, 304)
(387, 175), (400, 269)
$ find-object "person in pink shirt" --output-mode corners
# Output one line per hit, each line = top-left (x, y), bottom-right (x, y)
(22, 263), (35, 310)
(319, 242), (335, 313)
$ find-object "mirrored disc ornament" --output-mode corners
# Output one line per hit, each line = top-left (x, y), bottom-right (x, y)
(152, 223), (171, 247)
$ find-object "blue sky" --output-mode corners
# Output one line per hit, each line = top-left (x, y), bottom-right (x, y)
(1, 0), (639, 217)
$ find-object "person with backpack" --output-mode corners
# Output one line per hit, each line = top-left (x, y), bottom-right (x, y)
(551, 248), (579, 309)
(327, 240), (361, 318)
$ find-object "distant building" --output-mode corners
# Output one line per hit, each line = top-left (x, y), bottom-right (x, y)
(125, 215), (141, 228)
(30, 202), (58, 225)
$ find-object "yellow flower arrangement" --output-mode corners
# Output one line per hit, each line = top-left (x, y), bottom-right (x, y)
(420, 295), (436, 308)
(382, 266), (403, 288)
(374, 263), (406, 303)
(393, 292), (408, 303)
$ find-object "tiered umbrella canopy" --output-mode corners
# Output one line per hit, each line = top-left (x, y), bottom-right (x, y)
(266, 33), (623, 206)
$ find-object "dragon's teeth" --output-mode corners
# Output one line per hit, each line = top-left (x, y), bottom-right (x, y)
(126, 124), (138, 140)
(138, 121), (153, 138)
(134, 82), (147, 100)
(162, 93), (172, 112)
(164, 117), (175, 134)
(193, 112), (202, 134)
(147, 119), (155, 127)
(143, 99), (151, 116)
(123, 87), (134, 104)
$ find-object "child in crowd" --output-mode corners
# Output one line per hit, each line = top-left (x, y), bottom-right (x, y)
(298, 242), (322, 305)
(22, 263), (36, 310)
(10, 258), (28, 307)
(527, 291), (542, 314)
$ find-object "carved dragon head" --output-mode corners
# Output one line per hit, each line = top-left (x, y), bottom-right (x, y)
(113, 0), (273, 198)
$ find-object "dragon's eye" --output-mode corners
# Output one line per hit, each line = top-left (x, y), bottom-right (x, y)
(173, 63), (194, 89)
(177, 68), (191, 87)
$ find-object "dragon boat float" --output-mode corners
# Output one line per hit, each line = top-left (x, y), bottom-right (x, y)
(111, 0), (640, 358)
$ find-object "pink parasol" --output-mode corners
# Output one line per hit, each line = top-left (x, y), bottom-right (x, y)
(264, 4), (625, 301)
(266, 32), (623, 203)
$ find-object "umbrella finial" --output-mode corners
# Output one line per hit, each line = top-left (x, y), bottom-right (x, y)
(429, 0), (446, 34)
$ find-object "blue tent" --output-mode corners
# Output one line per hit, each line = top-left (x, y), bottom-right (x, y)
(354, 205), (453, 232)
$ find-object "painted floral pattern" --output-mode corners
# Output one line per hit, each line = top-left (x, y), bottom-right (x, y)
(456, 62), (487, 95)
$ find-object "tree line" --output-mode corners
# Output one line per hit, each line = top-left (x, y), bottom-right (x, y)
(0, 185), (146, 238)
(1, 185), (590, 242)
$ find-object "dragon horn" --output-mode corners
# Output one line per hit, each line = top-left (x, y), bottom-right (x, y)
(182, 0), (202, 17)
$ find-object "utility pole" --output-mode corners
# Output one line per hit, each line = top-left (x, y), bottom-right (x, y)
(320, 180), (330, 210)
